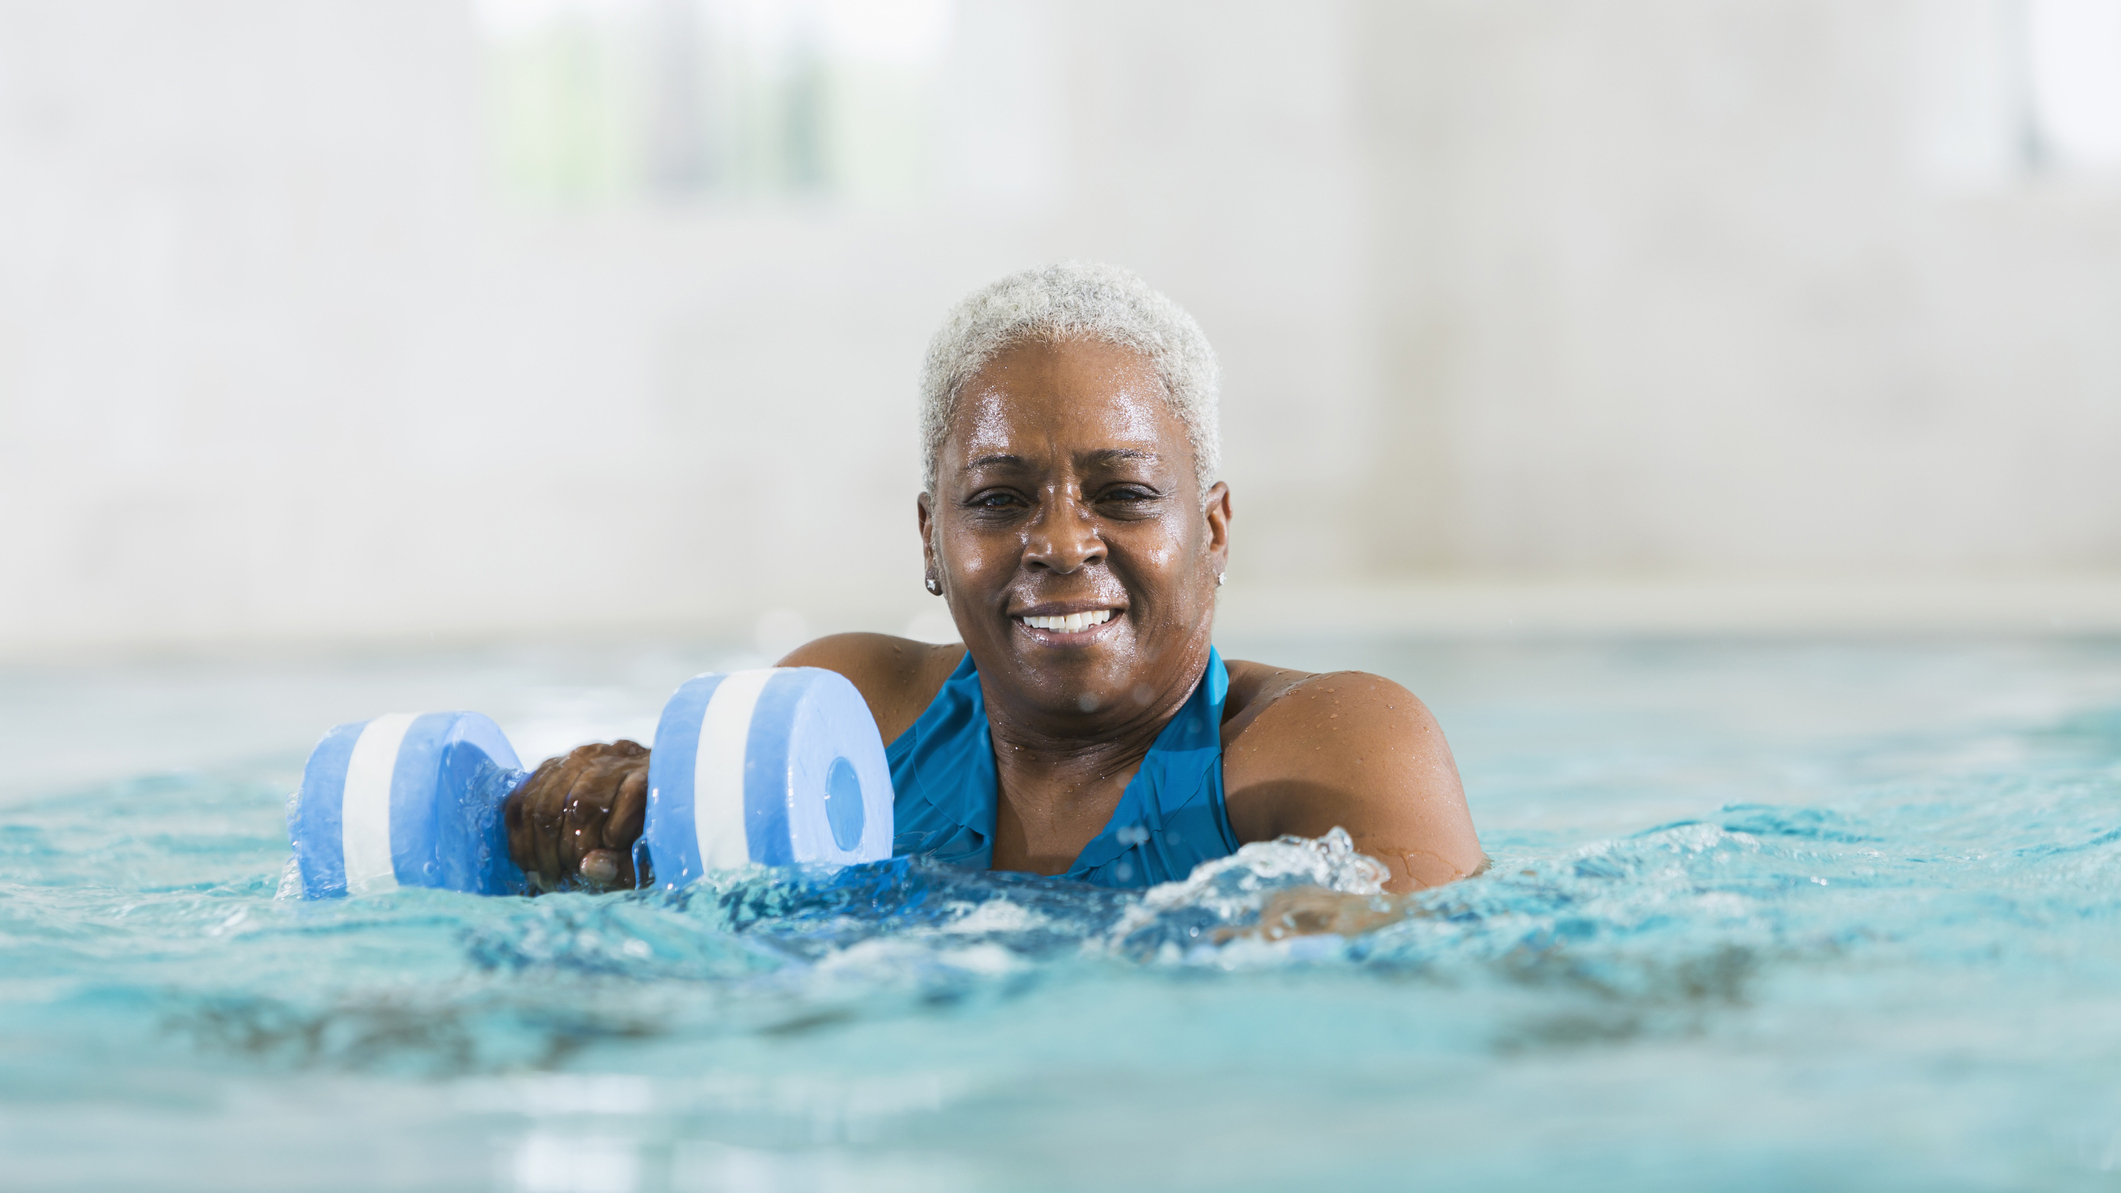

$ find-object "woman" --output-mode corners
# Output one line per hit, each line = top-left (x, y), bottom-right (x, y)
(506, 263), (1483, 898)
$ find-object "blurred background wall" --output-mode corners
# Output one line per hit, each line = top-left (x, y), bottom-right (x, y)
(2, 0), (2117, 659)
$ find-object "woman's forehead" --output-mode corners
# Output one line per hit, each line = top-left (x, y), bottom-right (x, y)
(950, 339), (1184, 460)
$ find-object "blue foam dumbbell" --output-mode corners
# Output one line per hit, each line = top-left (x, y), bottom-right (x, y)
(287, 668), (894, 898)
(289, 710), (526, 897)
(641, 667), (893, 888)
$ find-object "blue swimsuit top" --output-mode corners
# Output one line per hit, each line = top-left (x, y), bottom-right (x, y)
(885, 647), (1240, 889)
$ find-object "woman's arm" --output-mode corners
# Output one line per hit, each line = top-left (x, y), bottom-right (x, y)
(1220, 666), (1484, 893)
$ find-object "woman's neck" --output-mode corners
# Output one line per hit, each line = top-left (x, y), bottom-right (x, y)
(979, 638), (1211, 819)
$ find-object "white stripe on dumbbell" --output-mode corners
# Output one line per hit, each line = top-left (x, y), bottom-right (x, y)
(342, 713), (416, 896)
(695, 670), (774, 871)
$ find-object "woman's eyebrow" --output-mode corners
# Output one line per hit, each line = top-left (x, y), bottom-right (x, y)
(961, 449), (1157, 472)
(1079, 448), (1158, 467)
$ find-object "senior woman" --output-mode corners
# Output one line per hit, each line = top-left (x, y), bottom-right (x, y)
(506, 263), (1483, 898)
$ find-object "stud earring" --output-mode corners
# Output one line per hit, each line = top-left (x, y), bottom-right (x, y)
(925, 575), (942, 595)
(1216, 573), (1226, 588)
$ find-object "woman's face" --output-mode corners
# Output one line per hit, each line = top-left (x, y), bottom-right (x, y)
(920, 337), (1231, 724)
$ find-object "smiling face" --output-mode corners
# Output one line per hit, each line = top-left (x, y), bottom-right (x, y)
(919, 337), (1231, 729)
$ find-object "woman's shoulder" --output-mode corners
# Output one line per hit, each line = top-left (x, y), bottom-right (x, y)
(1217, 656), (1480, 887)
(778, 633), (967, 744)
(1218, 657), (1453, 796)
(1220, 659), (1434, 743)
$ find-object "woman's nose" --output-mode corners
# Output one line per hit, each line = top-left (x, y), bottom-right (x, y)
(1024, 495), (1105, 573)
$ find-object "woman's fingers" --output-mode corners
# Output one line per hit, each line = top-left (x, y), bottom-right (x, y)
(558, 768), (609, 878)
(504, 742), (655, 893)
(530, 765), (569, 888)
(605, 764), (649, 853)
(591, 763), (651, 887)
(506, 757), (560, 875)
(578, 849), (622, 886)
(569, 754), (650, 889)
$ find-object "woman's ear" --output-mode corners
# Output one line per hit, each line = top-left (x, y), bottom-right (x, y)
(1203, 481), (1233, 564)
(917, 492), (938, 577)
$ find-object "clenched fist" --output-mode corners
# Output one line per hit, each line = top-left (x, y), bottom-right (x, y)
(503, 740), (652, 891)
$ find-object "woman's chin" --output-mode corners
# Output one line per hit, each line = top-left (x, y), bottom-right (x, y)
(984, 619), (1151, 707)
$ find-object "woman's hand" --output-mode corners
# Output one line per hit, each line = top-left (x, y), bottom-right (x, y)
(502, 740), (651, 891)
(1255, 887), (1411, 939)
(1212, 887), (1414, 944)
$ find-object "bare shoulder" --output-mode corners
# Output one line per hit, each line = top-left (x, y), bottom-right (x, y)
(1220, 662), (1446, 778)
(1219, 659), (1483, 891)
(778, 633), (965, 744)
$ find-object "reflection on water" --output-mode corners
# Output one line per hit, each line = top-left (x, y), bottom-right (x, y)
(5, 638), (2121, 1191)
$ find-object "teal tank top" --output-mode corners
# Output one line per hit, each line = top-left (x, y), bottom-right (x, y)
(885, 647), (1239, 889)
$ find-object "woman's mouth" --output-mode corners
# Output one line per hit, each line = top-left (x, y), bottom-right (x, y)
(1015, 609), (1117, 635)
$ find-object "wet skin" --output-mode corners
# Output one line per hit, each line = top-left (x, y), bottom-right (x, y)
(505, 337), (1484, 897)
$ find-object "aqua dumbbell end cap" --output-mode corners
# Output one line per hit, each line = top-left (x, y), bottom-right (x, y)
(644, 667), (894, 889)
(289, 711), (528, 898)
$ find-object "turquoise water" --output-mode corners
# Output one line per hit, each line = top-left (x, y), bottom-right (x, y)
(6, 637), (2121, 1191)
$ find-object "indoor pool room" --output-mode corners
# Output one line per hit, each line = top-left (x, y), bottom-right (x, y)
(5, 1), (2121, 1191)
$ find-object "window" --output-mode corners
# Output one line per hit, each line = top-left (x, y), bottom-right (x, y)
(476, 0), (954, 206)
(2025, 0), (2121, 173)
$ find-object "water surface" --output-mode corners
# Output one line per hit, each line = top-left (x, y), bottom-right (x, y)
(5, 637), (2121, 1191)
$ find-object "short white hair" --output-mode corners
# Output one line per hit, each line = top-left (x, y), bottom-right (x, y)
(919, 262), (1222, 496)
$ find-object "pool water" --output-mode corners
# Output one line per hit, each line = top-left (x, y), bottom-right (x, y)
(5, 637), (2121, 1191)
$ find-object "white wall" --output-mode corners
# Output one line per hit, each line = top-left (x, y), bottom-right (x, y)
(1, 0), (2116, 659)
(1360, 0), (2121, 574)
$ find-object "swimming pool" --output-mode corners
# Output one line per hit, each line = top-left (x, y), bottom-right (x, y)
(5, 636), (2120, 1191)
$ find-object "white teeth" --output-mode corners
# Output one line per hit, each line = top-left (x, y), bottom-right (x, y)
(1021, 609), (1115, 633)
